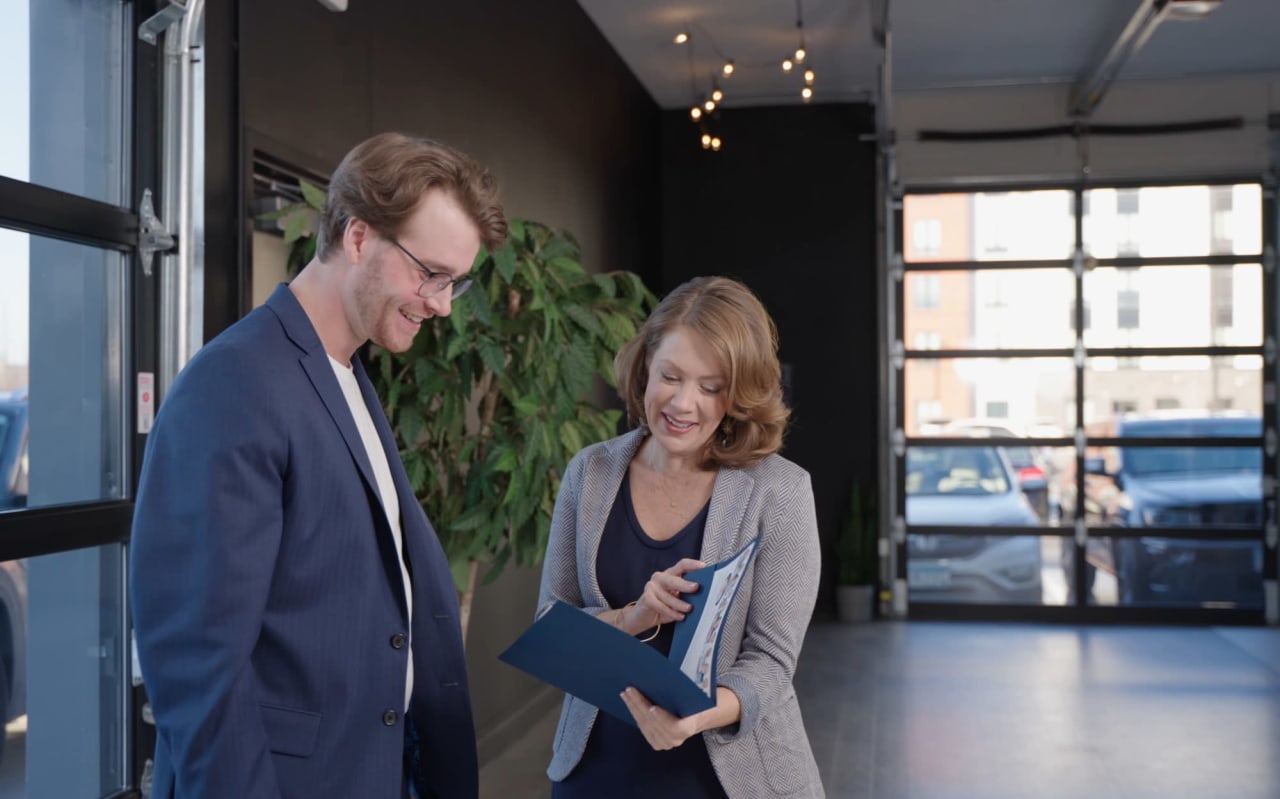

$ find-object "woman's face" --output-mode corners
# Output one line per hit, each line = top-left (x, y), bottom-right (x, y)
(644, 325), (730, 463)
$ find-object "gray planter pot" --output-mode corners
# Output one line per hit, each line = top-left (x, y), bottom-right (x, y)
(836, 584), (874, 623)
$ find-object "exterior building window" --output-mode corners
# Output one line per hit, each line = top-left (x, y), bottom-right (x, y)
(912, 274), (941, 309)
(1113, 400), (1138, 414)
(913, 331), (942, 351)
(1116, 189), (1140, 257)
(1117, 289), (1140, 329)
(912, 219), (943, 257)
(985, 401), (1010, 418)
(1211, 267), (1233, 330)
(916, 399), (943, 429)
(1210, 186), (1233, 255)
(1155, 398), (1181, 410)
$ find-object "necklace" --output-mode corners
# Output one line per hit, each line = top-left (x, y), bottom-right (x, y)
(654, 472), (678, 509)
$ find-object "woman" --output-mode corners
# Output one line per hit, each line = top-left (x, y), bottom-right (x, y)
(537, 276), (824, 798)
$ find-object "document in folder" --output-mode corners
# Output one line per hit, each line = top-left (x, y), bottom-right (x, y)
(498, 537), (760, 727)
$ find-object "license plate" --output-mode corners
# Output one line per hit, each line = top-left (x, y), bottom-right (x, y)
(909, 563), (952, 589)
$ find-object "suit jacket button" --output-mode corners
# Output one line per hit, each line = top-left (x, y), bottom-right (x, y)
(382, 709), (398, 726)
(390, 633), (407, 649)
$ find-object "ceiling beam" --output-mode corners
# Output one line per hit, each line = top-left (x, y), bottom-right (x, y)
(1069, 0), (1172, 119)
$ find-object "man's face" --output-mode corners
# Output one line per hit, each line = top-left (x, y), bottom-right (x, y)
(350, 189), (482, 353)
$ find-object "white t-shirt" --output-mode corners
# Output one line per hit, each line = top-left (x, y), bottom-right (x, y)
(329, 356), (414, 711)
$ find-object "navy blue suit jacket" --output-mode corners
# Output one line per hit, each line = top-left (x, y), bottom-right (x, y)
(130, 284), (477, 798)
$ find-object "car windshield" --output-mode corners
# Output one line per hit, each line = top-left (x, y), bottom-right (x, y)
(0, 412), (10, 449)
(1119, 417), (1262, 477)
(906, 446), (1011, 496)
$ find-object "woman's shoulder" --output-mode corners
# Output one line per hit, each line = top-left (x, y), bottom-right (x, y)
(566, 428), (643, 476)
(738, 452), (810, 487)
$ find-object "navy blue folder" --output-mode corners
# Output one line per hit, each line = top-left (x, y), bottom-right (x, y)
(498, 537), (759, 727)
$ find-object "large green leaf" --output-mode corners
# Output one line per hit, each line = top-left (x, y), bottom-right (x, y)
(299, 179), (327, 211)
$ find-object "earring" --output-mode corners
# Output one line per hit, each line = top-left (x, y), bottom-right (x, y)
(719, 417), (734, 447)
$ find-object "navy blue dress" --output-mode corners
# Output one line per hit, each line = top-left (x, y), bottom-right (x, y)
(551, 471), (729, 799)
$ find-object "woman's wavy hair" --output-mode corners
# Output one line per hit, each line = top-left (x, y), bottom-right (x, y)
(316, 132), (508, 260)
(615, 276), (789, 469)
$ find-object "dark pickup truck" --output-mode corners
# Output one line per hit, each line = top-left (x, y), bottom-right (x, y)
(1081, 414), (1263, 608)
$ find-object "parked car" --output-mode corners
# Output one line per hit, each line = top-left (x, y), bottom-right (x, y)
(0, 387), (28, 510)
(906, 445), (1043, 604)
(0, 388), (27, 763)
(937, 418), (1061, 524)
(1069, 413), (1263, 607)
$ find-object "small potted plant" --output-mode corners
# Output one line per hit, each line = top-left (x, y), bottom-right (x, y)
(836, 481), (877, 622)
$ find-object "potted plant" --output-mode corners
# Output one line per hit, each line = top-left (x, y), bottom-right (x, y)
(265, 185), (655, 642)
(836, 481), (877, 622)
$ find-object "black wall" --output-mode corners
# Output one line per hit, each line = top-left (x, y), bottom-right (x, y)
(660, 104), (880, 613)
(229, 0), (662, 761)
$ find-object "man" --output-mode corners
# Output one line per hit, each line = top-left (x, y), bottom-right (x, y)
(130, 132), (508, 798)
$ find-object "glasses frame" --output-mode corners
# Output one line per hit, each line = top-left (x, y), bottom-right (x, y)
(388, 237), (475, 299)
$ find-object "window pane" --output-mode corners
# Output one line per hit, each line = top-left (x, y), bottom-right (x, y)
(0, 0), (128, 204)
(905, 269), (1076, 349)
(1083, 185), (1263, 258)
(903, 191), (1074, 262)
(1083, 265), (1262, 348)
(904, 357), (1075, 436)
(0, 544), (129, 794)
(906, 532), (1049, 605)
(0, 231), (128, 512)
(1084, 356), (1262, 422)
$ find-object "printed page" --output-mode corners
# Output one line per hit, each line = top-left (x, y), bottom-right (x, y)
(676, 539), (757, 695)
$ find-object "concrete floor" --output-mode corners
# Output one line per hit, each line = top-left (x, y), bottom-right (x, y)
(480, 621), (1280, 799)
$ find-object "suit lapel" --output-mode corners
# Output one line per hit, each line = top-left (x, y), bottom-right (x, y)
(702, 467), (752, 565)
(265, 284), (381, 513)
(581, 430), (644, 604)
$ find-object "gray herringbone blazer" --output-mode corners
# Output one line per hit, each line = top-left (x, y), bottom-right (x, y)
(537, 429), (825, 798)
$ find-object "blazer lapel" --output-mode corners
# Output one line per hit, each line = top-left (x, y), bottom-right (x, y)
(702, 467), (753, 565)
(266, 285), (380, 501)
(581, 429), (644, 604)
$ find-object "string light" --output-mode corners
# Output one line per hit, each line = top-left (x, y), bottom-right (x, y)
(675, 8), (819, 152)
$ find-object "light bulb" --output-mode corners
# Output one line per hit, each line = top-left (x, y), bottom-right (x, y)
(722, 60), (735, 77)
(704, 99), (716, 112)
(795, 47), (806, 63)
(801, 86), (813, 101)
(690, 106), (703, 121)
(782, 58), (793, 72)
(711, 88), (723, 102)
(674, 32), (689, 44)
(711, 137), (722, 151)
(701, 133), (712, 148)
(804, 69), (815, 84)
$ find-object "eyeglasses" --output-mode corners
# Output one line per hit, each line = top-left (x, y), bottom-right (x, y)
(389, 237), (474, 299)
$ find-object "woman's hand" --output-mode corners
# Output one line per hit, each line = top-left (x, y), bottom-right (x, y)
(620, 685), (741, 751)
(624, 557), (705, 630)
